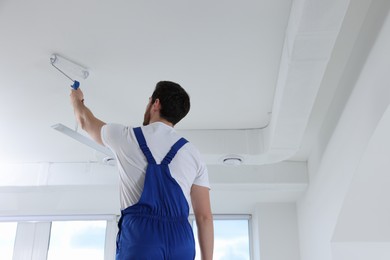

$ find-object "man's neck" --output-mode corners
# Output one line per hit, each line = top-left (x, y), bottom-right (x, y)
(149, 118), (174, 128)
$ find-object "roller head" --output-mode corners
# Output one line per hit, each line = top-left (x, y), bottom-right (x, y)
(50, 53), (89, 80)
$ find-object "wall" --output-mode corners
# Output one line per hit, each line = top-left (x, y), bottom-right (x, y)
(253, 203), (301, 260)
(331, 102), (390, 259)
(297, 1), (390, 259)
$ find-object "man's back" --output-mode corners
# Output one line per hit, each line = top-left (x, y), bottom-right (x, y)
(101, 121), (209, 210)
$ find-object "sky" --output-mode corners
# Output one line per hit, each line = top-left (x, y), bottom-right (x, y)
(48, 220), (106, 260)
(193, 219), (250, 260)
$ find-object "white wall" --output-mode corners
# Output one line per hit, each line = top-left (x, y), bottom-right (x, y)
(253, 203), (301, 260)
(297, 1), (390, 259)
(333, 106), (390, 242)
(331, 242), (390, 260)
(331, 103), (390, 260)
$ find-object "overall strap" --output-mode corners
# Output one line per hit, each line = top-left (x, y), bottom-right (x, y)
(161, 138), (188, 165)
(133, 127), (156, 164)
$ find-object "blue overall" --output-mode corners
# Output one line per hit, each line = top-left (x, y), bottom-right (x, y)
(116, 127), (196, 260)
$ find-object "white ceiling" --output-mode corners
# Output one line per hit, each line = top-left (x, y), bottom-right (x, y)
(1, 0), (385, 214)
(0, 0), (293, 163)
(0, 0), (364, 166)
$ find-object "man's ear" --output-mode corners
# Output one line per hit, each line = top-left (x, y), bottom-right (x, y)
(152, 98), (161, 111)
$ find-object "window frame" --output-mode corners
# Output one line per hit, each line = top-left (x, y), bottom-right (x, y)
(0, 221), (18, 260)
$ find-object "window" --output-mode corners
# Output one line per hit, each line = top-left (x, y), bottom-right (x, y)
(192, 215), (251, 260)
(0, 222), (17, 260)
(47, 220), (106, 260)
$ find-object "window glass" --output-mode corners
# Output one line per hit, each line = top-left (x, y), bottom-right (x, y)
(193, 218), (250, 260)
(0, 222), (17, 260)
(48, 220), (106, 260)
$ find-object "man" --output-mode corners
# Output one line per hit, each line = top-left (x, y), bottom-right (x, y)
(70, 81), (214, 259)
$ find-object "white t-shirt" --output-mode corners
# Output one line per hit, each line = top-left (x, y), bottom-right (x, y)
(101, 122), (210, 210)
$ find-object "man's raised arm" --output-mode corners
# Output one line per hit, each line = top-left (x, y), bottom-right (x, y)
(70, 88), (106, 145)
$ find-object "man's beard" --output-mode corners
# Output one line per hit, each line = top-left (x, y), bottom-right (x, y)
(143, 112), (150, 126)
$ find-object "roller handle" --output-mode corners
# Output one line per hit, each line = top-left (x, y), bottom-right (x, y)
(72, 81), (80, 90)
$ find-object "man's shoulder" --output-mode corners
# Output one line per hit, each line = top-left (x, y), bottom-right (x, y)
(105, 123), (139, 132)
(179, 139), (203, 160)
(102, 123), (135, 141)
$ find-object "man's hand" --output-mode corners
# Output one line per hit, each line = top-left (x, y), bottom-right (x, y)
(70, 88), (84, 104)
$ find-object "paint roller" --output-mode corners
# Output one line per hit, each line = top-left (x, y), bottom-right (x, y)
(50, 54), (89, 89)
(50, 54), (90, 132)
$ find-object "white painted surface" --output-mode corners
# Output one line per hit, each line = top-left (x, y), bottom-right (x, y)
(0, 161), (307, 216)
(253, 203), (301, 260)
(0, 0), (293, 164)
(0, 0), (352, 167)
(297, 1), (390, 259)
(332, 106), (390, 242)
(13, 222), (51, 260)
(332, 242), (390, 260)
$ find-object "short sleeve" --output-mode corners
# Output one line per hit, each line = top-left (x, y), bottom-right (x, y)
(101, 123), (127, 152)
(193, 161), (210, 189)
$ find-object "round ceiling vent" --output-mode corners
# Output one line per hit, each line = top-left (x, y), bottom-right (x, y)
(102, 157), (116, 166)
(221, 155), (244, 166)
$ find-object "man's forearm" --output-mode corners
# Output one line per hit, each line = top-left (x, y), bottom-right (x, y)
(72, 99), (93, 130)
(71, 98), (105, 145)
(197, 216), (214, 260)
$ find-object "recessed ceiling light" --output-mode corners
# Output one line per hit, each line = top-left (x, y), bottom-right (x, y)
(103, 157), (116, 166)
(221, 155), (244, 166)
